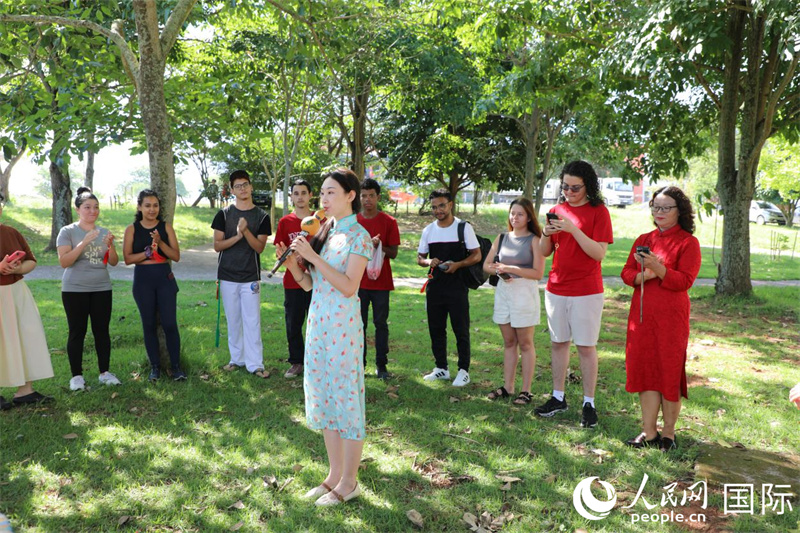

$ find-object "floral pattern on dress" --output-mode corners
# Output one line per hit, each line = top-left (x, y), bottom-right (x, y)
(304, 214), (373, 440)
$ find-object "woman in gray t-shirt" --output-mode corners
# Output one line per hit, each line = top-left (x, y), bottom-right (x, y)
(482, 197), (545, 406)
(56, 187), (120, 392)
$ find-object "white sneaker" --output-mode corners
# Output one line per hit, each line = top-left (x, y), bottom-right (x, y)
(452, 369), (470, 387)
(69, 375), (86, 391)
(423, 367), (450, 381)
(98, 372), (122, 386)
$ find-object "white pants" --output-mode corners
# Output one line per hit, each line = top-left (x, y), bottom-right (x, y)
(220, 280), (263, 372)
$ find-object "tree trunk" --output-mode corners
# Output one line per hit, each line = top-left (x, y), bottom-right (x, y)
(351, 81), (370, 180)
(85, 148), (95, 188)
(520, 108), (541, 199)
(715, 4), (751, 296)
(133, 0), (176, 225)
(47, 159), (73, 251)
(472, 184), (479, 215)
(0, 140), (27, 204)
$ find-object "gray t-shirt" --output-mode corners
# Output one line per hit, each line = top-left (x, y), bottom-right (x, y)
(56, 223), (113, 292)
(497, 233), (534, 279)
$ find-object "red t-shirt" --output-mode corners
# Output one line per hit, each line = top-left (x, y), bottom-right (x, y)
(0, 224), (36, 286)
(357, 211), (401, 291)
(546, 202), (613, 296)
(273, 213), (306, 290)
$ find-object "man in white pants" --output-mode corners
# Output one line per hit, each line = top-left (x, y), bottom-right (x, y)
(211, 170), (271, 377)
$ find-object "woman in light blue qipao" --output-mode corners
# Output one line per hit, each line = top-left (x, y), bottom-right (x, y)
(277, 168), (372, 507)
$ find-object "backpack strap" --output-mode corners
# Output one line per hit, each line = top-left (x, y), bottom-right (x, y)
(457, 221), (466, 246)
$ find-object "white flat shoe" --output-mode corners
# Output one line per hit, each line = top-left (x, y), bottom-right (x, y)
(303, 482), (332, 500)
(315, 484), (361, 507)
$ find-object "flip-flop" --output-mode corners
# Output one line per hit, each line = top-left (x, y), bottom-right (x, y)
(251, 369), (270, 379)
(222, 364), (243, 372)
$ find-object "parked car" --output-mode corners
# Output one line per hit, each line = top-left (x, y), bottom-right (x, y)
(749, 201), (786, 225)
(600, 178), (634, 207)
(252, 190), (272, 209)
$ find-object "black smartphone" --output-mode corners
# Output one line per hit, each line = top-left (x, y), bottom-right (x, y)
(636, 246), (650, 255)
(546, 213), (559, 222)
(498, 272), (512, 280)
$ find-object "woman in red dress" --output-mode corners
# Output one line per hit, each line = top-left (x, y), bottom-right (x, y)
(621, 186), (701, 451)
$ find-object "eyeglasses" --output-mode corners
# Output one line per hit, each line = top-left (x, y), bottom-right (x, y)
(560, 184), (585, 192)
(431, 203), (449, 211)
(232, 183), (250, 190)
(651, 205), (678, 213)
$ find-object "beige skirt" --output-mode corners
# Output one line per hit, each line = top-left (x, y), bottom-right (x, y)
(0, 281), (54, 387)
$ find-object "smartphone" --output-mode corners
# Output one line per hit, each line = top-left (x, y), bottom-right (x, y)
(5, 250), (25, 263)
(636, 246), (650, 255)
(546, 213), (559, 222)
(498, 272), (512, 280)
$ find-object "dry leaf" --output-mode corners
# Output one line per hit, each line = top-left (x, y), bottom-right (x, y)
(449, 396), (460, 403)
(386, 385), (399, 393)
(63, 433), (78, 440)
(717, 439), (733, 448)
(278, 477), (294, 492)
(544, 474), (556, 484)
(476, 415), (489, 421)
(590, 449), (612, 457)
(196, 301), (208, 307)
(292, 464), (304, 472)
(228, 500), (245, 510)
(387, 392), (399, 399)
(406, 509), (424, 529)
(263, 475), (278, 488)
(463, 427), (472, 434)
(495, 475), (522, 483)
(199, 373), (210, 381)
(111, 392), (118, 399)
(230, 522), (243, 531)
(463, 512), (478, 527)
(499, 482), (513, 491)
(118, 515), (131, 526)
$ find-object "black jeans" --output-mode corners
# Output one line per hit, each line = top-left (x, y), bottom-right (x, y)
(426, 286), (471, 372)
(61, 290), (112, 377)
(359, 289), (390, 368)
(132, 264), (181, 369)
(284, 288), (312, 364)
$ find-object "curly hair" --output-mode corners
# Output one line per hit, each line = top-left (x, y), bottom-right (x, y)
(559, 160), (604, 207)
(134, 189), (164, 223)
(650, 186), (695, 234)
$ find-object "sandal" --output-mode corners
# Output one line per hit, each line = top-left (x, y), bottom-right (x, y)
(251, 369), (270, 379)
(512, 391), (533, 405)
(487, 386), (510, 400)
(222, 364), (243, 372)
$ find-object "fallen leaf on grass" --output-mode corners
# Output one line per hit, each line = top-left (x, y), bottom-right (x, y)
(406, 509), (424, 529)
(495, 475), (522, 483)
(263, 475), (278, 488)
(499, 482), (513, 491)
(476, 415), (489, 421)
(544, 474), (556, 484)
(387, 392), (399, 399)
(196, 301), (208, 307)
(278, 477), (294, 492)
(732, 442), (747, 449)
(63, 433), (78, 440)
(199, 373), (210, 381)
(386, 385), (399, 393)
(449, 396), (460, 403)
(292, 464), (304, 472)
(590, 449), (613, 457)
(111, 392), (118, 399)
(717, 439), (733, 448)
(230, 522), (243, 531)
(228, 500), (245, 510)
(118, 515), (131, 526)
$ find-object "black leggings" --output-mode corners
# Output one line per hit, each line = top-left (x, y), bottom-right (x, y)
(132, 264), (181, 369)
(62, 290), (113, 377)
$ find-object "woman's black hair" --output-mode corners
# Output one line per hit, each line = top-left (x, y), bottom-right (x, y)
(650, 186), (695, 234)
(558, 160), (604, 207)
(134, 189), (164, 223)
(305, 169), (361, 266)
(508, 197), (542, 237)
(75, 187), (98, 208)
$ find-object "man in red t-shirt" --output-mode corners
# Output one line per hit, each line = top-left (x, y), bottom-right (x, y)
(357, 178), (400, 379)
(273, 179), (313, 378)
(535, 161), (613, 429)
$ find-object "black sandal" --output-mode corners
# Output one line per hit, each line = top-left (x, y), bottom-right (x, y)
(512, 391), (533, 405)
(487, 386), (510, 400)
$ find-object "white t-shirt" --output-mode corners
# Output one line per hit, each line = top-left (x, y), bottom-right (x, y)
(417, 217), (479, 254)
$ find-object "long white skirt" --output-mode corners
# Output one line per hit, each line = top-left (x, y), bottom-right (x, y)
(0, 281), (54, 387)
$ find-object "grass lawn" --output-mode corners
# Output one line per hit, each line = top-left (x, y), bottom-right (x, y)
(1, 280), (798, 532)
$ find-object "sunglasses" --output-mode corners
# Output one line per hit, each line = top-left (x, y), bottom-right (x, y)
(560, 184), (585, 192)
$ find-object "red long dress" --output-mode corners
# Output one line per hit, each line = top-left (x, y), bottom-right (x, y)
(621, 225), (701, 402)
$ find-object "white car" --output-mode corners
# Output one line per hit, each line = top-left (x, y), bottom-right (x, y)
(749, 201), (786, 225)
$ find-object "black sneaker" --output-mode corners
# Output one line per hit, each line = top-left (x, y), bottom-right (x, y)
(626, 432), (661, 448)
(376, 367), (390, 380)
(0, 396), (13, 411)
(149, 367), (161, 381)
(534, 396), (568, 417)
(580, 402), (598, 428)
(172, 367), (187, 381)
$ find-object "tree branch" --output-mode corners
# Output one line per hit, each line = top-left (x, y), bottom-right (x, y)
(160, 0), (199, 58)
(0, 13), (140, 85)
